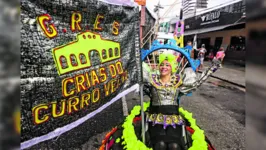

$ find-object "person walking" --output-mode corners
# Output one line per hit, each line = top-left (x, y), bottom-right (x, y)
(181, 41), (195, 71)
(184, 41), (194, 59)
(198, 44), (207, 70)
(215, 47), (226, 68)
(208, 50), (214, 62)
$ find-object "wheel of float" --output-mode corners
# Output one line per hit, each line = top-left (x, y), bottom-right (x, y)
(100, 102), (216, 150)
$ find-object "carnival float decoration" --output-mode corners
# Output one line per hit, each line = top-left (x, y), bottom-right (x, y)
(99, 0), (221, 148)
(100, 38), (220, 150)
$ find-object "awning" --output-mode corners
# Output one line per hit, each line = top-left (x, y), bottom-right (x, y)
(184, 22), (245, 36)
(184, 25), (231, 36)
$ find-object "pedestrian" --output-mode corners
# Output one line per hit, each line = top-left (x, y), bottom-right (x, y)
(215, 47), (225, 68)
(184, 41), (194, 59)
(208, 50), (214, 62)
(198, 44), (207, 70)
(181, 41), (195, 71)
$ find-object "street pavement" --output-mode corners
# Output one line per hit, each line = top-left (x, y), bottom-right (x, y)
(200, 61), (245, 87)
(246, 63), (266, 150)
(83, 64), (245, 150)
(182, 78), (245, 150)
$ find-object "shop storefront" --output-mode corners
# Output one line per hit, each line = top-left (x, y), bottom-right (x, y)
(184, 0), (246, 61)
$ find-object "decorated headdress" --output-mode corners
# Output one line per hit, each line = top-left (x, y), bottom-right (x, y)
(159, 51), (178, 73)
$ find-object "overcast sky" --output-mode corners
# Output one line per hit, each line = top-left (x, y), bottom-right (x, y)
(146, 0), (235, 21)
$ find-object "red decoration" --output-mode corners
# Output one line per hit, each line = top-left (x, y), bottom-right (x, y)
(134, 0), (146, 6)
(99, 127), (118, 150)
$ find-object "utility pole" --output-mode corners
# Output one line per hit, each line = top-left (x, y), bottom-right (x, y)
(140, 4), (146, 145)
(134, 0), (146, 144)
(135, 0), (147, 46)
(140, 5), (146, 46)
(154, 1), (163, 41)
(193, 0), (197, 51)
(152, 1), (163, 66)
(154, 1), (163, 19)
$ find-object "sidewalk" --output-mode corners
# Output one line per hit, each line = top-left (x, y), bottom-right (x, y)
(199, 61), (245, 87)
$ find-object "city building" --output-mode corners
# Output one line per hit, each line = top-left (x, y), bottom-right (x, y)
(182, 0), (208, 17)
(183, 0), (197, 16)
(183, 0), (246, 62)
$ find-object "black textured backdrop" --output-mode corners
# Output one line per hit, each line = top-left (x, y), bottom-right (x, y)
(25, 100), (124, 150)
(21, 0), (140, 146)
(0, 0), (20, 149)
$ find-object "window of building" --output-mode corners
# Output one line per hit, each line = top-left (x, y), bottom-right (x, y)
(59, 56), (68, 69)
(115, 47), (119, 56)
(233, 3), (238, 12)
(241, 2), (246, 13)
(229, 5), (233, 13)
(109, 48), (113, 57)
(102, 49), (107, 59)
(214, 37), (223, 49)
(79, 54), (87, 64)
(224, 5), (229, 12)
(241, 6), (245, 13)
(229, 36), (246, 51)
(70, 54), (78, 66)
(234, 2), (244, 13)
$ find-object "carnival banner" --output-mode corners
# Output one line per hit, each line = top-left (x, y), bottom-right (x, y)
(21, 0), (139, 149)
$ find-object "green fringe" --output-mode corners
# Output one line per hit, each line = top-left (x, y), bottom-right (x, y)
(120, 102), (208, 150)
(116, 138), (121, 143)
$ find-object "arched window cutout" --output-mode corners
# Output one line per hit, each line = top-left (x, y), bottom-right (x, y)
(115, 47), (119, 56)
(79, 54), (87, 64)
(59, 56), (68, 69)
(109, 48), (113, 57)
(70, 54), (78, 66)
(102, 49), (107, 59)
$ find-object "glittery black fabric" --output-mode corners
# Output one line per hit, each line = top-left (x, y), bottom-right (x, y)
(21, 0), (140, 148)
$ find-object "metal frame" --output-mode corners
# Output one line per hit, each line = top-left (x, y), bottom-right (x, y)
(139, 39), (201, 143)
